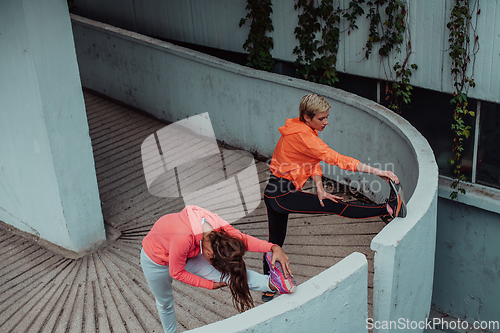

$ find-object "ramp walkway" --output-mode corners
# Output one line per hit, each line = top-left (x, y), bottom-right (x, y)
(0, 91), (387, 332)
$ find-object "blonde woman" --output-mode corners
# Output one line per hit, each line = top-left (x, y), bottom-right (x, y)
(261, 93), (406, 301)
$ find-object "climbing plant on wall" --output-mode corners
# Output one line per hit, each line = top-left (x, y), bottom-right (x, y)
(339, 0), (418, 113)
(446, 0), (479, 199)
(239, 0), (418, 113)
(293, 0), (341, 86)
(363, 0), (418, 113)
(239, 0), (275, 71)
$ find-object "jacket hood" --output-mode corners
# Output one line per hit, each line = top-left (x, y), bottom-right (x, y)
(180, 205), (205, 241)
(279, 117), (316, 136)
(180, 205), (228, 242)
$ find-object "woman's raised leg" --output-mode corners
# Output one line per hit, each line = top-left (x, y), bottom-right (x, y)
(185, 254), (272, 292)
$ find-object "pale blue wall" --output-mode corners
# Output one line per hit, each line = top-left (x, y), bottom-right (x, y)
(371, 190), (438, 333)
(0, 0), (105, 252)
(433, 180), (500, 332)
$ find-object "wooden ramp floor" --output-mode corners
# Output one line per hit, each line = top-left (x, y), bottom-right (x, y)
(0, 91), (386, 332)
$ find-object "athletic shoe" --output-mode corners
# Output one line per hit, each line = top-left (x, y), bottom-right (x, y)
(265, 251), (297, 294)
(380, 214), (393, 224)
(387, 180), (407, 218)
(261, 291), (276, 302)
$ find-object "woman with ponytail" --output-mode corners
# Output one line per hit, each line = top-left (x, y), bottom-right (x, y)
(141, 205), (296, 333)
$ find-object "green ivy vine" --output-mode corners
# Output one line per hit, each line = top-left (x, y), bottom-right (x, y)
(291, 0), (417, 112)
(365, 0), (405, 58)
(240, 0), (417, 112)
(292, 0), (341, 86)
(363, 0), (418, 113)
(446, 0), (479, 199)
(239, 0), (275, 71)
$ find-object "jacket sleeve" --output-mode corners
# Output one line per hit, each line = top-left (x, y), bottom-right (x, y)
(298, 132), (359, 172)
(206, 211), (274, 253)
(168, 234), (214, 290)
(311, 162), (323, 177)
(222, 225), (274, 253)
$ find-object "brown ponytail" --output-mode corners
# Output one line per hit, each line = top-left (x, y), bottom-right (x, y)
(208, 229), (254, 312)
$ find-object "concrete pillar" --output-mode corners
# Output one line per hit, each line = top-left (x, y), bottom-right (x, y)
(0, 0), (105, 253)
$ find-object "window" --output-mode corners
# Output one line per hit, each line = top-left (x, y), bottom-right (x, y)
(476, 101), (500, 189)
(383, 85), (476, 181)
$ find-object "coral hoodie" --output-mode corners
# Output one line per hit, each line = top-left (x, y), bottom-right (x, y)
(142, 205), (274, 289)
(269, 117), (360, 190)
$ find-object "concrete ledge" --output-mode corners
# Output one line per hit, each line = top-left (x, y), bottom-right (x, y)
(188, 252), (369, 333)
(438, 176), (500, 215)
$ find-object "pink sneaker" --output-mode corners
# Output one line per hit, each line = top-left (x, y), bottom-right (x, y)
(265, 251), (297, 294)
(387, 179), (407, 218)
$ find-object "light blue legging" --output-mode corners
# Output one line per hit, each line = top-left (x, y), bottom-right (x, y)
(140, 248), (272, 333)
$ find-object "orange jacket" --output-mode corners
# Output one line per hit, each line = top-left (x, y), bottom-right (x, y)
(270, 118), (360, 190)
(142, 205), (273, 289)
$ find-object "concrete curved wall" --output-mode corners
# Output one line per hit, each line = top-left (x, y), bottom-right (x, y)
(189, 252), (369, 333)
(71, 15), (438, 332)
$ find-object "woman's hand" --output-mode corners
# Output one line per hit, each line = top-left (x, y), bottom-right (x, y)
(377, 170), (399, 184)
(270, 245), (293, 278)
(313, 174), (343, 206)
(213, 281), (227, 289)
(317, 188), (344, 206)
(356, 163), (400, 184)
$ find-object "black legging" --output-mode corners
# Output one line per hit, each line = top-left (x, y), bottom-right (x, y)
(263, 175), (388, 274)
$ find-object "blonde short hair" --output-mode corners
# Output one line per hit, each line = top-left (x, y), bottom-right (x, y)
(299, 94), (331, 122)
